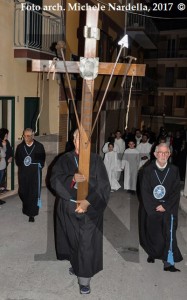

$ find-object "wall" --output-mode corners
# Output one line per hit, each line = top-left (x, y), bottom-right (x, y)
(0, 0), (60, 141)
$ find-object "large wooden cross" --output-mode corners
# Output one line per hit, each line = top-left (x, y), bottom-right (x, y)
(32, 9), (145, 201)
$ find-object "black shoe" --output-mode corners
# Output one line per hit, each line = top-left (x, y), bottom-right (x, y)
(29, 216), (35, 222)
(0, 200), (6, 205)
(147, 256), (155, 263)
(69, 267), (75, 275)
(80, 285), (91, 294)
(164, 266), (181, 272)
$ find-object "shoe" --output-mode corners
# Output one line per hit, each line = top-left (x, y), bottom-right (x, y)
(69, 267), (75, 275)
(147, 256), (155, 263)
(29, 216), (35, 222)
(164, 266), (181, 272)
(0, 200), (6, 205)
(80, 285), (91, 294)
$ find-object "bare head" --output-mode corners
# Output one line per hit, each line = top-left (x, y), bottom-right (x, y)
(115, 130), (122, 139)
(23, 128), (34, 145)
(154, 143), (170, 167)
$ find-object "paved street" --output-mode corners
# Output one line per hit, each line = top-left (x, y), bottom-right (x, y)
(0, 187), (187, 300)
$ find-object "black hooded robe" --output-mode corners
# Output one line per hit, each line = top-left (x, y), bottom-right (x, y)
(50, 151), (110, 278)
(139, 161), (183, 263)
(15, 140), (46, 217)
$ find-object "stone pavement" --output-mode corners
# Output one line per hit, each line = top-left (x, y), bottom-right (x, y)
(0, 186), (187, 300)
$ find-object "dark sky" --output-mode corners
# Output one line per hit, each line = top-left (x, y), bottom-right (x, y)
(147, 0), (187, 30)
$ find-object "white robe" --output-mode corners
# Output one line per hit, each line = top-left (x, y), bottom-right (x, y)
(121, 148), (140, 191)
(115, 138), (126, 180)
(136, 142), (152, 169)
(104, 151), (121, 191)
(102, 142), (120, 154)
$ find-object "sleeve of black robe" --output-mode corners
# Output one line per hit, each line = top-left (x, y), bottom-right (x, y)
(15, 143), (23, 167)
(50, 153), (76, 201)
(34, 142), (46, 168)
(141, 164), (181, 216)
(86, 155), (110, 214)
(140, 165), (160, 216)
(50, 153), (110, 213)
(161, 165), (180, 215)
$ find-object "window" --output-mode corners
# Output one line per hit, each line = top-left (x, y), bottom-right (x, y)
(147, 67), (157, 80)
(165, 68), (174, 87)
(179, 38), (187, 50)
(148, 95), (155, 106)
(176, 96), (185, 108)
(167, 39), (176, 58)
(164, 96), (173, 115)
(177, 67), (187, 80)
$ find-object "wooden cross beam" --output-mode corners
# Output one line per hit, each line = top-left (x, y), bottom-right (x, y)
(32, 60), (145, 77)
(31, 9), (145, 201)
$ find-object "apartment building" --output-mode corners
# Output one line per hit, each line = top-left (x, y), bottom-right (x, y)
(0, 0), (129, 188)
(142, 28), (187, 134)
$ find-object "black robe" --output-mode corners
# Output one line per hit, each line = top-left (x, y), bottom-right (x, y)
(50, 151), (110, 278)
(15, 140), (46, 217)
(139, 161), (183, 262)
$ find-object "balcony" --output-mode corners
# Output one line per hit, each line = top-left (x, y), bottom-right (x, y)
(127, 13), (159, 49)
(124, 76), (144, 92)
(14, 1), (64, 59)
(176, 80), (187, 88)
(141, 106), (187, 118)
(144, 50), (187, 59)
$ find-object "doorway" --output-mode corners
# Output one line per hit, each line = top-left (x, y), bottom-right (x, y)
(0, 97), (15, 190)
(24, 97), (40, 134)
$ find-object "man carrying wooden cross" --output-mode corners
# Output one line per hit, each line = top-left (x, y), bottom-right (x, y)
(50, 129), (110, 294)
(32, 6), (145, 294)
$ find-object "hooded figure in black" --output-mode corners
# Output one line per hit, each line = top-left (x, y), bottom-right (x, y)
(138, 143), (183, 272)
(15, 128), (46, 222)
(50, 129), (110, 294)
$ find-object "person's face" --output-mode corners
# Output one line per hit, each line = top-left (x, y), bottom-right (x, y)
(142, 135), (148, 143)
(23, 131), (34, 144)
(135, 131), (141, 138)
(108, 144), (114, 152)
(154, 146), (170, 166)
(128, 141), (135, 149)
(116, 132), (121, 139)
(73, 132), (80, 154)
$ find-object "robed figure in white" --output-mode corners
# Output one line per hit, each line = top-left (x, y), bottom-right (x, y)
(104, 143), (121, 191)
(137, 134), (152, 169)
(121, 141), (140, 191)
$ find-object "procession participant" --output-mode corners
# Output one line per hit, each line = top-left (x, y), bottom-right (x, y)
(115, 130), (126, 180)
(50, 129), (110, 294)
(137, 133), (152, 169)
(15, 128), (46, 222)
(104, 142), (121, 192)
(122, 139), (140, 193)
(139, 143), (183, 272)
(0, 138), (6, 205)
(0, 128), (13, 194)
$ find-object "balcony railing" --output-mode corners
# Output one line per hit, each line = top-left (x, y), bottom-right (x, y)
(144, 50), (187, 59)
(14, 1), (64, 54)
(127, 12), (159, 47)
(124, 77), (144, 91)
(141, 106), (187, 118)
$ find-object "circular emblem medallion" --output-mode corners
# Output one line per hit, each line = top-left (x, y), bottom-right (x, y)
(24, 156), (32, 166)
(153, 184), (166, 200)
